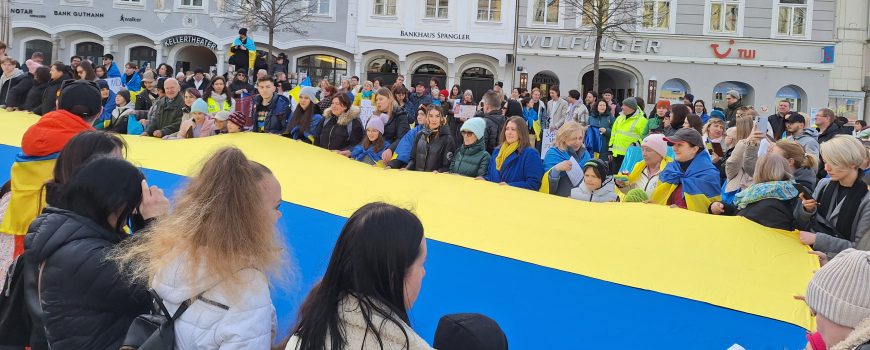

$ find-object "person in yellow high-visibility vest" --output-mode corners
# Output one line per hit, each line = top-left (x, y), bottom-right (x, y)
(609, 97), (648, 172)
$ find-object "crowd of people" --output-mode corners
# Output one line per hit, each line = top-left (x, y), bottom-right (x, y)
(1, 37), (870, 348)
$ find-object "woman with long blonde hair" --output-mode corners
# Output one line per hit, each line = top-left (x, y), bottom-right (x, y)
(112, 147), (288, 349)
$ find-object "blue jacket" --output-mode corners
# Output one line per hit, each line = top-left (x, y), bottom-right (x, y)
(93, 90), (117, 130)
(408, 92), (433, 112)
(121, 72), (141, 92)
(233, 37), (257, 52)
(285, 110), (323, 143)
(251, 94), (292, 134)
(386, 125), (423, 169)
(106, 62), (121, 79)
(485, 146), (544, 190)
(351, 141), (391, 163)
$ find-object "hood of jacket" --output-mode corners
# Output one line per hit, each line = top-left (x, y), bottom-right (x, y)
(25, 207), (121, 264)
(323, 105), (360, 126)
(22, 109), (95, 157)
(830, 317), (870, 350)
(0, 68), (24, 87)
(571, 176), (617, 202)
(796, 128), (819, 140)
(793, 167), (816, 188)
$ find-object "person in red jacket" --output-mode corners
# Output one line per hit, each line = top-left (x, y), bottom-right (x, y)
(0, 80), (100, 261)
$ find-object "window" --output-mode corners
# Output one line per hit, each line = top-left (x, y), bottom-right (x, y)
(425, 0), (448, 19)
(24, 40), (53, 63)
(532, 0), (559, 25)
(75, 42), (104, 64)
(776, 0), (807, 37)
(477, 0), (501, 22)
(579, 0), (608, 27)
(308, 0), (330, 15)
(117, 0), (141, 3)
(642, 0), (670, 30)
(129, 46), (157, 72)
(373, 0), (396, 16)
(708, 0), (739, 34)
(296, 55), (347, 85)
(180, 0), (202, 6)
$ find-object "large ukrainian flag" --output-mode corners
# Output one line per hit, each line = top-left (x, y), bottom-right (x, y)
(0, 111), (817, 349)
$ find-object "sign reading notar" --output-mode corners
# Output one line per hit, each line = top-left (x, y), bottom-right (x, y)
(400, 30), (470, 41)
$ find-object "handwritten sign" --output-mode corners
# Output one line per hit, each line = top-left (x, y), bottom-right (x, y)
(540, 129), (556, 160)
(106, 77), (123, 93)
(359, 99), (374, 129)
(458, 105), (476, 122)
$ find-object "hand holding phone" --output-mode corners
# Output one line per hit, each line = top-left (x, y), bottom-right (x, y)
(754, 115), (769, 135)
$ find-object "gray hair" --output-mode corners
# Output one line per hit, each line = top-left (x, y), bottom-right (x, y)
(726, 90), (741, 100)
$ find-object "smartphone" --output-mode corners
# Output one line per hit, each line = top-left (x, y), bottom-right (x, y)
(754, 116), (769, 135)
(794, 183), (814, 200)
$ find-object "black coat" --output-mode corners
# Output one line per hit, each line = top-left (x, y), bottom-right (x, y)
(0, 72), (27, 107)
(186, 77), (210, 92)
(314, 106), (364, 151)
(407, 127), (456, 172)
(22, 81), (48, 111)
(716, 197), (803, 231)
(23, 208), (149, 350)
(32, 75), (69, 116)
(384, 106), (410, 146)
(5, 74), (34, 109)
(482, 110), (506, 154)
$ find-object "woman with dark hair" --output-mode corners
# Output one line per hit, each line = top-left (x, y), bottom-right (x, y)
(21, 66), (51, 112)
(76, 61), (97, 81)
(318, 84), (337, 112)
(202, 76), (233, 113)
(94, 64), (107, 80)
(285, 87), (323, 143)
(285, 202), (433, 350)
(32, 62), (69, 116)
(24, 157), (167, 350)
(684, 114), (704, 134)
(44, 131), (126, 207)
(407, 106), (456, 172)
(156, 63), (174, 78)
(315, 92), (363, 150)
(668, 104), (692, 136)
(485, 116), (544, 190)
(694, 100), (710, 123)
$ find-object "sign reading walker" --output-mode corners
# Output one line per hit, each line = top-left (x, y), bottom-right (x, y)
(162, 35), (218, 51)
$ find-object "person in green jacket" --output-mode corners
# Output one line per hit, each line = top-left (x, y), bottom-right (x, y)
(143, 78), (185, 138)
(609, 97), (648, 172)
(450, 117), (490, 178)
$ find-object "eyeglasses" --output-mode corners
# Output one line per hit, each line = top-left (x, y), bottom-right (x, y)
(460, 131), (475, 136)
(237, 73), (246, 77)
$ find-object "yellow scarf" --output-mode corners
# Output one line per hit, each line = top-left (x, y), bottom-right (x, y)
(495, 142), (518, 171)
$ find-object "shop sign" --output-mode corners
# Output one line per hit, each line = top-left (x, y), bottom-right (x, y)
(822, 46), (835, 64)
(53, 10), (104, 18)
(10, 8), (46, 18)
(120, 15), (142, 23)
(400, 30), (471, 41)
(710, 39), (756, 60)
(520, 35), (661, 54)
(162, 35), (218, 51)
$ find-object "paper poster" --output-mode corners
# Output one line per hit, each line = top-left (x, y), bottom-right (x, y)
(540, 129), (556, 160)
(359, 99), (374, 129)
(106, 77), (123, 93)
(458, 105), (476, 122)
(809, 108), (818, 127)
(566, 157), (583, 186)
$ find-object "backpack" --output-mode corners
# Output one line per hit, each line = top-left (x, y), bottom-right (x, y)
(121, 289), (196, 350)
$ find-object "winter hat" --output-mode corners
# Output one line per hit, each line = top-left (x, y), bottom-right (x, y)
(191, 98), (209, 114)
(58, 81), (102, 119)
(25, 59), (42, 74)
(228, 112), (246, 128)
(806, 249), (870, 328)
(642, 134), (669, 158)
(439, 89), (449, 99)
(726, 90), (741, 100)
(116, 90), (131, 104)
(141, 70), (155, 83)
(433, 313), (508, 350)
(239, 28), (248, 36)
(299, 86), (320, 104)
(655, 99), (671, 110)
(96, 79), (109, 91)
(213, 111), (231, 121)
(624, 189), (649, 203)
(103, 53), (114, 61)
(584, 159), (609, 179)
(460, 117), (487, 140)
(366, 115), (386, 135)
(622, 97), (638, 112)
(710, 109), (726, 120)
(684, 93), (695, 103)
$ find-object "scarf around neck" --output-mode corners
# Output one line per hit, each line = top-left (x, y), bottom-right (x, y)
(496, 142), (519, 171)
(733, 181), (798, 210)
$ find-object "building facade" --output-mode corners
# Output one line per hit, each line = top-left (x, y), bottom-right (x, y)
(355, 0), (517, 100)
(827, 0), (869, 122)
(7, 0), (357, 83)
(515, 0), (834, 115)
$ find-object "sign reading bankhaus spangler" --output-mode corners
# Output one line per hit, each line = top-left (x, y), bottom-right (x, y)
(162, 35), (219, 51)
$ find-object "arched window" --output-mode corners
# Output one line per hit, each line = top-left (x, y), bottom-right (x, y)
(712, 81), (754, 110)
(532, 71), (559, 101)
(413, 64), (446, 75)
(411, 63), (447, 90)
(660, 78), (689, 102)
(296, 54), (347, 85)
(460, 67), (495, 103)
(129, 46), (157, 71)
(461, 67), (493, 79)
(75, 42), (104, 64)
(24, 40), (53, 63)
(776, 85), (805, 112)
(368, 58), (397, 74)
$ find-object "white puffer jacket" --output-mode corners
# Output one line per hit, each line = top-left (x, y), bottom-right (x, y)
(152, 254), (276, 350)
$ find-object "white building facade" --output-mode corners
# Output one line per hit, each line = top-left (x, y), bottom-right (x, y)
(827, 0), (869, 122)
(515, 0), (835, 115)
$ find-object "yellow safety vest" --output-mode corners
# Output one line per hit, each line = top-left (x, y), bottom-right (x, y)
(206, 98), (232, 113)
(609, 110), (648, 157)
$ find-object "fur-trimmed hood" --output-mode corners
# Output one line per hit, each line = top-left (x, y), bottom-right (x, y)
(323, 105), (360, 126)
(831, 317), (870, 350)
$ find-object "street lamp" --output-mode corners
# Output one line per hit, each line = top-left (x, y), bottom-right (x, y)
(519, 72), (528, 90)
(647, 77), (658, 105)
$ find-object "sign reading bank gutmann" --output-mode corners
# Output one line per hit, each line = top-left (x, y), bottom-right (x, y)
(162, 35), (219, 51)
(520, 34), (662, 54)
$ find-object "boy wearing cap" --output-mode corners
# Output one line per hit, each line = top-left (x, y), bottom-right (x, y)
(227, 112), (246, 133)
(213, 111), (231, 134)
(805, 249), (870, 349)
(650, 128), (722, 213)
(136, 70), (158, 111)
(250, 75), (291, 134)
(785, 113), (820, 157)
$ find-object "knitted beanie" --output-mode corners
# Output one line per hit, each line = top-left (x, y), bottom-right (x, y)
(366, 115), (386, 135)
(622, 97), (638, 112)
(806, 249), (870, 328)
(213, 111), (231, 121)
(642, 134), (669, 159)
(228, 112), (246, 128)
(655, 100), (671, 110)
(191, 98), (209, 114)
(300, 86), (320, 104)
(624, 189), (649, 203)
(460, 117), (487, 140)
(710, 110), (726, 120)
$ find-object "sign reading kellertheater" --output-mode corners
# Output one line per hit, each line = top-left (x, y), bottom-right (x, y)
(162, 35), (219, 51)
